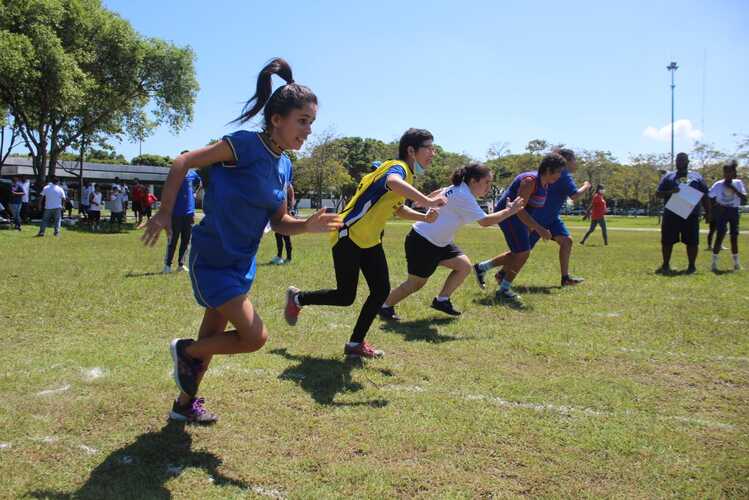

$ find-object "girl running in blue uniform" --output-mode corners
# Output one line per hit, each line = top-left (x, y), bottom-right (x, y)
(284, 128), (447, 359)
(379, 163), (524, 320)
(141, 58), (341, 423)
(473, 153), (566, 307)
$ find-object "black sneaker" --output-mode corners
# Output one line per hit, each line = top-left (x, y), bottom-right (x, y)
(379, 306), (401, 321)
(495, 289), (525, 309)
(170, 339), (198, 397)
(430, 298), (461, 316)
(473, 263), (486, 289)
(685, 266), (697, 275)
(561, 275), (584, 286)
(655, 266), (672, 275)
(169, 397), (218, 424)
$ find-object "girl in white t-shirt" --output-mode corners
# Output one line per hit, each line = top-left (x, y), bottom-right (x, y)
(380, 163), (524, 320)
(88, 186), (103, 232)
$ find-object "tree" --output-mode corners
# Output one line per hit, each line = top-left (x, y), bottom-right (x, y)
(0, 109), (22, 175)
(525, 139), (549, 154)
(0, 0), (199, 184)
(131, 154), (172, 167)
(328, 136), (394, 181)
(294, 129), (352, 207)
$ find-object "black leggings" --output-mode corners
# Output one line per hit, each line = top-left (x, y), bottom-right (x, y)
(165, 214), (194, 266)
(275, 232), (292, 260)
(581, 217), (608, 245)
(298, 237), (390, 343)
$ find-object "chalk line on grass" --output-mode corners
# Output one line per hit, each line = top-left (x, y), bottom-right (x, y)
(81, 367), (106, 381)
(36, 384), (71, 396)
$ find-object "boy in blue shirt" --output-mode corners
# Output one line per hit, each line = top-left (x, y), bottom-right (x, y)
(163, 152), (202, 273)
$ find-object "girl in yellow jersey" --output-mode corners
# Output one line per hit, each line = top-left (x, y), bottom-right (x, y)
(284, 128), (447, 358)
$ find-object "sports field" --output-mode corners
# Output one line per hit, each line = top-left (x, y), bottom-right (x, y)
(1, 219), (747, 498)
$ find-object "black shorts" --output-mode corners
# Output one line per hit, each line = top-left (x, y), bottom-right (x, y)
(132, 201), (142, 213)
(110, 212), (124, 223)
(405, 229), (464, 278)
(143, 205), (152, 217)
(715, 206), (740, 237)
(661, 210), (700, 246)
(88, 210), (101, 222)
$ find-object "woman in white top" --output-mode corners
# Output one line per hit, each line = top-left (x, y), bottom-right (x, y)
(88, 186), (103, 231)
(380, 163), (524, 320)
(709, 160), (747, 271)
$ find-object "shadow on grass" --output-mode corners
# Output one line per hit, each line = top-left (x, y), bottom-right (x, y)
(61, 221), (138, 235)
(379, 317), (460, 343)
(473, 295), (534, 312)
(512, 285), (560, 295)
(270, 348), (390, 407)
(26, 420), (250, 499)
(125, 271), (166, 278)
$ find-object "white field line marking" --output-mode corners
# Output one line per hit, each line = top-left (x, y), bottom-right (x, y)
(0, 443), (11, 450)
(616, 347), (749, 363)
(250, 486), (287, 499)
(36, 384), (70, 396)
(79, 444), (98, 455)
(81, 367), (106, 381)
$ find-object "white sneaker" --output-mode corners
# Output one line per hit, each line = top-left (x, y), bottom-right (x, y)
(178, 264), (188, 272)
(270, 256), (284, 265)
(163, 265), (172, 274)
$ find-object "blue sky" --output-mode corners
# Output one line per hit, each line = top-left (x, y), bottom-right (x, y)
(103, 0), (748, 163)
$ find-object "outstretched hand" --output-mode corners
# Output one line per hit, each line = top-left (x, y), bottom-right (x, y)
(140, 212), (171, 247)
(304, 208), (343, 233)
(427, 194), (448, 208)
(537, 227), (552, 241)
(507, 196), (526, 214)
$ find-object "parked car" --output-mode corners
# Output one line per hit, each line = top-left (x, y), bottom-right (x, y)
(0, 179), (43, 220)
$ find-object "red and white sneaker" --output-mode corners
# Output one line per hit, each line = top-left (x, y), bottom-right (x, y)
(284, 286), (301, 326)
(344, 341), (384, 359)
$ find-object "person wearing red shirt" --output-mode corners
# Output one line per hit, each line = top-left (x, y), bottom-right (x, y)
(580, 185), (608, 245)
(131, 178), (147, 225)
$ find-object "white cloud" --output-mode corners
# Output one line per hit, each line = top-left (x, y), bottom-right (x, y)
(643, 119), (703, 142)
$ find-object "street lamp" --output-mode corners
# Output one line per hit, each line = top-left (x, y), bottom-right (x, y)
(667, 61), (678, 168)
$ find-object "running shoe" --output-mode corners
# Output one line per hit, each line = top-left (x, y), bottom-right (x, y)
(169, 397), (218, 424)
(430, 298), (461, 316)
(344, 341), (384, 359)
(284, 286), (301, 326)
(170, 338), (198, 397)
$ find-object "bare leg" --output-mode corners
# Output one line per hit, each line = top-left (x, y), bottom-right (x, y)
(437, 255), (472, 297)
(383, 275), (427, 307)
(555, 235), (573, 277)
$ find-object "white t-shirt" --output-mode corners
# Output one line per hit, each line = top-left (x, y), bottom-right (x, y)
(709, 179), (747, 208)
(89, 192), (103, 211)
(21, 180), (30, 203)
(412, 182), (487, 247)
(41, 184), (66, 210)
(110, 192), (124, 213)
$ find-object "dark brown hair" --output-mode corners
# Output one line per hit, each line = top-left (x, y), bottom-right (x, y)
(451, 162), (491, 186)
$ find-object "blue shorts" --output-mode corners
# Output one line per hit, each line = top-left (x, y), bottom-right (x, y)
(499, 215), (531, 253)
(529, 217), (570, 248)
(188, 249), (257, 308)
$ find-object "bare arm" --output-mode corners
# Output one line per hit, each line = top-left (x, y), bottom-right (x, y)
(395, 205), (438, 222)
(270, 202), (341, 236)
(141, 140), (235, 246)
(569, 181), (591, 202)
(386, 174), (446, 208)
(477, 197), (525, 226)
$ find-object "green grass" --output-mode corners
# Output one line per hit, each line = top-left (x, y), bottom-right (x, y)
(1, 218), (748, 499)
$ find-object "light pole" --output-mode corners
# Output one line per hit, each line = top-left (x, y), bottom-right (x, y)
(667, 61), (678, 168)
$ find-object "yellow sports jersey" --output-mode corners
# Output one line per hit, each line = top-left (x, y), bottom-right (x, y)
(330, 160), (414, 248)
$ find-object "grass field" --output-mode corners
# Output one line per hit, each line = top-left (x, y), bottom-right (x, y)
(1, 217), (748, 498)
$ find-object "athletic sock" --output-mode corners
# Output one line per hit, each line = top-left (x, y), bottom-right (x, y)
(477, 260), (494, 272)
(500, 279), (512, 292)
(733, 254), (740, 266)
(712, 253), (719, 265)
(293, 293), (301, 307)
(562, 274), (570, 281)
(436, 296), (449, 302)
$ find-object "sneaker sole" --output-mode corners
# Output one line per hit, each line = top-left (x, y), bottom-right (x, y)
(169, 339), (189, 396)
(168, 410), (189, 422)
(430, 304), (461, 316)
(473, 268), (486, 290)
(285, 287), (300, 326)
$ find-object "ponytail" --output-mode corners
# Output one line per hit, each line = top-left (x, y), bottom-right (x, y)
(232, 57), (317, 130)
(451, 162), (491, 186)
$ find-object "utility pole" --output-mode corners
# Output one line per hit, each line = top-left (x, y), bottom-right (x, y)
(667, 61), (678, 168)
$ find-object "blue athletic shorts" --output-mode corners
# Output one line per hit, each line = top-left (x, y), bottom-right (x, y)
(188, 249), (256, 308)
(499, 215), (531, 253)
(529, 217), (570, 248)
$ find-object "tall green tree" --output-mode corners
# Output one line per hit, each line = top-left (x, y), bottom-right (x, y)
(0, 0), (199, 183)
